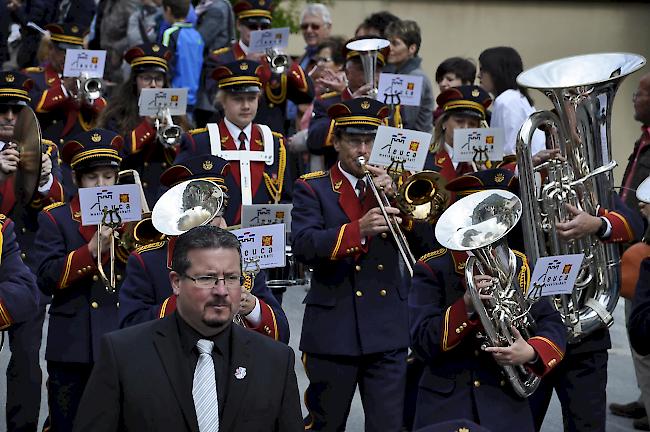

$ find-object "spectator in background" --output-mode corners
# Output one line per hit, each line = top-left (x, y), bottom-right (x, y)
(126, 0), (164, 47)
(195, 0), (235, 53)
(297, 3), (332, 74)
(161, 0), (204, 115)
(96, 0), (139, 84)
(383, 19), (433, 133)
(9, 0), (57, 68)
(355, 10), (399, 38)
(433, 56), (476, 120)
(478, 46), (545, 156)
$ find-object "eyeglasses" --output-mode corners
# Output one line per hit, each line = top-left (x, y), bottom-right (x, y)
(300, 23), (321, 31)
(316, 57), (333, 64)
(245, 22), (271, 30)
(342, 134), (374, 148)
(138, 74), (165, 85)
(183, 274), (244, 289)
(0, 104), (24, 115)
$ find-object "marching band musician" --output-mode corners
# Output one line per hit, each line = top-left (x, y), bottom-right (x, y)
(424, 85), (492, 186)
(176, 59), (289, 226)
(292, 98), (425, 431)
(98, 42), (187, 206)
(118, 154), (289, 343)
(25, 23), (107, 200)
(0, 70), (64, 432)
(195, 0), (314, 134)
(31, 128), (124, 431)
(306, 36), (390, 169)
(409, 169), (566, 431)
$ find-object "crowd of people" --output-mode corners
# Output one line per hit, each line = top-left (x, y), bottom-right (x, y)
(0, 1), (648, 432)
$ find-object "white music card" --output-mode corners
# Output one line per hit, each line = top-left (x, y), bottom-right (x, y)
(369, 125), (431, 172)
(63, 49), (106, 78)
(376, 73), (423, 106)
(138, 88), (188, 116)
(231, 224), (286, 270)
(452, 128), (505, 163)
(241, 204), (293, 233)
(78, 184), (143, 226)
(248, 27), (290, 53)
(527, 254), (585, 299)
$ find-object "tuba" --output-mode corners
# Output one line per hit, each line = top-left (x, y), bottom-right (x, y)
(436, 189), (540, 397)
(345, 38), (389, 98)
(516, 53), (646, 342)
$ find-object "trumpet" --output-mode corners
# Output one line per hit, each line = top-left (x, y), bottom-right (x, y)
(357, 156), (416, 276)
(155, 107), (182, 148)
(265, 48), (290, 74)
(77, 72), (102, 104)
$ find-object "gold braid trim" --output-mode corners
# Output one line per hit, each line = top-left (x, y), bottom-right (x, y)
(419, 248), (447, 263)
(263, 136), (286, 203)
(243, 274), (253, 292)
(264, 74), (287, 105)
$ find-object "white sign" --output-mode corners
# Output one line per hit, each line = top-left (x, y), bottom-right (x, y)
(78, 184), (143, 226)
(527, 254), (585, 299)
(63, 49), (106, 78)
(138, 88), (188, 116)
(242, 204), (293, 232)
(452, 127), (505, 164)
(369, 125), (431, 172)
(376, 73), (423, 107)
(231, 224), (286, 270)
(248, 27), (290, 53)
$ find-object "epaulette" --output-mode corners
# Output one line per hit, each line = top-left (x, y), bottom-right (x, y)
(271, 131), (283, 138)
(320, 91), (340, 100)
(43, 202), (65, 212)
(188, 127), (207, 135)
(42, 139), (56, 155)
(135, 241), (167, 254)
(0, 213), (7, 224)
(243, 274), (253, 291)
(300, 170), (327, 180)
(212, 46), (231, 56)
(23, 66), (43, 73)
(419, 247), (447, 263)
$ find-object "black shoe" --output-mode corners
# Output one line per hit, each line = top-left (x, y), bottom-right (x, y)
(634, 416), (650, 431)
(610, 401), (647, 419)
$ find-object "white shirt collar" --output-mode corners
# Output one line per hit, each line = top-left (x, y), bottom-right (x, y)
(338, 161), (365, 196)
(224, 118), (253, 150)
(444, 142), (459, 169)
(238, 40), (249, 55)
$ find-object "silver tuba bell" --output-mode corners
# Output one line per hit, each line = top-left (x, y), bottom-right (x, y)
(516, 53), (646, 342)
(345, 38), (389, 98)
(265, 48), (290, 74)
(436, 189), (540, 398)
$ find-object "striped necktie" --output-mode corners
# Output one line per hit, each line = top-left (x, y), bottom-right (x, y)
(193, 339), (219, 432)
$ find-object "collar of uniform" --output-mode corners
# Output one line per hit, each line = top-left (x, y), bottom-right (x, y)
(238, 40), (250, 56)
(70, 195), (82, 221)
(342, 87), (353, 101)
(444, 143), (458, 170)
(337, 161), (364, 196)
(225, 118), (252, 150)
(451, 250), (468, 275)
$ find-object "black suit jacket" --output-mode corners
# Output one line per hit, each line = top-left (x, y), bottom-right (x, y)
(73, 314), (303, 432)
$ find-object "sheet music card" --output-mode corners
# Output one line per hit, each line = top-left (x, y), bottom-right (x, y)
(368, 125), (431, 172)
(527, 254), (585, 299)
(248, 27), (289, 53)
(241, 204), (293, 233)
(78, 184), (143, 226)
(376, 73), (423, 106)
(63, 49), (106, 78)
(231, 224), (286, 270)
(452, 128), (505, 163)
(138, 88), (188, 116)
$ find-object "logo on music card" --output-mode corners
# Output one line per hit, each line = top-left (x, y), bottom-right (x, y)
(409, 141), (419, 152)
(563, 264), (572, 274)
(261, 235), (273, 246)
(119, 194), (129, 203)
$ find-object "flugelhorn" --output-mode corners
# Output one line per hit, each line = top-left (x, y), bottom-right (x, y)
(155, 107), (182, 148)
(436, 189), (540, 397)
(356, 156), (416, 276)
(345, 38), (389, 98)
(516, 52), (646, 341)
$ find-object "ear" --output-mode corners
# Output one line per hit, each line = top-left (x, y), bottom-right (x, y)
(331, 132), (341, 152)
(408, 44), (417, 57)
(170, 271), (182, 295)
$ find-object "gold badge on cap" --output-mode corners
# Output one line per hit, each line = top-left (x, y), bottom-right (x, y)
(240, 62), (249, 71)
(495, 173), (505, 183)
(360, 101), (370, 110)
(71, 25), (79, 34)
(91, 133), (102, 143)
(152, 45), (160, 52)
(5, 74), (14, 83)
(472, 89), (480, 97)
(203, 160), (213, 171)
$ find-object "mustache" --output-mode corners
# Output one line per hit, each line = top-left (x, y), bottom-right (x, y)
(205, 301), (230, 307)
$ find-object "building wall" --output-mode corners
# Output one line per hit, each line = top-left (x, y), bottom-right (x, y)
(287, 1), (650, 183)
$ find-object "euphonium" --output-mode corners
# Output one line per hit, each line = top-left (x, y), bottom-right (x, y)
(516, 53), (646, 342)
(436, 189), (540, 398)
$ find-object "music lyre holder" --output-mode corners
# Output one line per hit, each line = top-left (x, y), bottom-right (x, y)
(386, 159), (407, 188)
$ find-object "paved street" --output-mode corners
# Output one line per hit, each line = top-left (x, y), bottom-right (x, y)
(0, 285), (643, 431)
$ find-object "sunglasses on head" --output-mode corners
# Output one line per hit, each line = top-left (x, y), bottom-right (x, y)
(300, 23), (321, 31)
(0, 104), (24, 115)
(245, 22), (271, 30)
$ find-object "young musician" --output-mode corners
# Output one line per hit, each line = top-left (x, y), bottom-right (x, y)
(31, 129), (124, 430)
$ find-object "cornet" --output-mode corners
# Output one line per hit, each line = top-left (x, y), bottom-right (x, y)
(77, 72), (102, 104)
(265, 48), (290, 74)
(155, 107), (182, 148)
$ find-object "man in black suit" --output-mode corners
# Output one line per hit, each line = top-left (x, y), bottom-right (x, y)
(73, 225), (303, 432)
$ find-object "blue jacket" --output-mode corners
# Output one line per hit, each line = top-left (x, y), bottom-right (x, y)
(162, 22), (204, 106)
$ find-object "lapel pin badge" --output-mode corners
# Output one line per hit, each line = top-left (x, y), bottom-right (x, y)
(234, 366), (247, 380)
